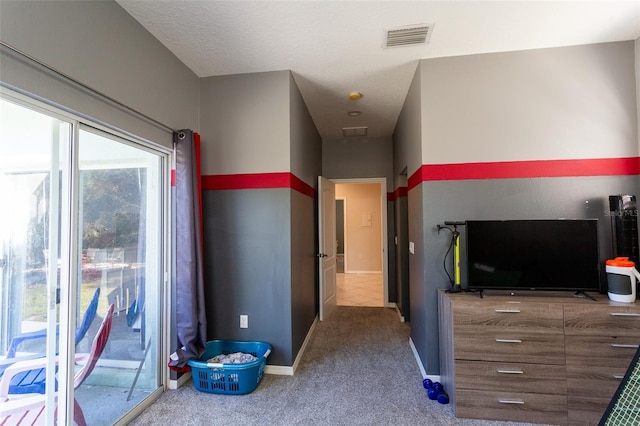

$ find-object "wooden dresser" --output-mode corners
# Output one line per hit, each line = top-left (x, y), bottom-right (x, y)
(438, 289), (640, 425)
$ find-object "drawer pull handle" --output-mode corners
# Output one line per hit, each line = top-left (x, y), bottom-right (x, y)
(611, 344), (640, 349)
(610, 313), (640, 317)
(497, 369), (524, 374)
(498, 399), (525, 405)
(496, 339), (522, 343)
(495, 309), (521, 313)
(614, 375), (625, 380)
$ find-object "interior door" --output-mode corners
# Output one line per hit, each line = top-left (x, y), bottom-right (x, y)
(318, 176), (336, 321)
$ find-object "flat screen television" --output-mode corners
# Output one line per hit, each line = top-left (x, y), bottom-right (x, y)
(465, 219), (602, 293)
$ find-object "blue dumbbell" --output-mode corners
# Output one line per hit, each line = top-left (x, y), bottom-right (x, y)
(426, 381), (449, 404)
(427, 382), (443, 400)
(422, 378), (433, 389)
(437, 391), (449, 405)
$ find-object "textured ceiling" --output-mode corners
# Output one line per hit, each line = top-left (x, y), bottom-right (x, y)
(116, 1), (640, 139)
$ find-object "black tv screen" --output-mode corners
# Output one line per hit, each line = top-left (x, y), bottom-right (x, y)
(465, 219), (601, 292)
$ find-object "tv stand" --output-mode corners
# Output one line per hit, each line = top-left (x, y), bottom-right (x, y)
(438, 289), (640, 425)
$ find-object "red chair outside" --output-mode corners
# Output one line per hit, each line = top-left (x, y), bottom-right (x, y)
(0, 304), (115, 425)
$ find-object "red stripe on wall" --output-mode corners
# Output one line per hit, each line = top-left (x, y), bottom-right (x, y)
(195, 133), (203, 253)
(171, 169), (176, 187)
(388, 187), (408, 201)
(201, 172), (316, 198)
(290, 174), (316, 199)
(408, 157), (640, 189)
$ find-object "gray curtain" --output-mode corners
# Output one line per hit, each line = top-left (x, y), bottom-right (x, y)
(168, 129), (207, 370)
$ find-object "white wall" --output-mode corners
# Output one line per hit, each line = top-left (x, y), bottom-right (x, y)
(335, 183), (383, 273)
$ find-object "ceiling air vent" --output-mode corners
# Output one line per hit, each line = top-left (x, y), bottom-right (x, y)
(384, 24), (433, 48)
(342, 126), (368, 137)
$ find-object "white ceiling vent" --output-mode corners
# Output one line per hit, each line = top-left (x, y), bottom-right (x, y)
(384, 24), (433, 48)
(342, 126), (368, 137)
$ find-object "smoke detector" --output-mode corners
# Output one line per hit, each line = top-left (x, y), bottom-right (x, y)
(384, 23), (434, 48)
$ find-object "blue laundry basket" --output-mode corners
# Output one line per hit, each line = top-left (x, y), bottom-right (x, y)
(187, 340), (272, 395)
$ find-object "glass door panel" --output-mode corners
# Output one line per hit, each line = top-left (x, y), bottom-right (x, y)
(1, 97), (166, 425)
(75, 128), (163, 425)
(0, 98), (69, 423)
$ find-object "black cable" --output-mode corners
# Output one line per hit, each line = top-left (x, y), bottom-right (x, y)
(439, 227), (455, 285)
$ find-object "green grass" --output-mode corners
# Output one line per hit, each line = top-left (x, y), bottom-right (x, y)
(23, 282), (102, 322)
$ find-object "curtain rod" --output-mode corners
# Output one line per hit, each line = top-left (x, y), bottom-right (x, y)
(1, 40), (177, 135)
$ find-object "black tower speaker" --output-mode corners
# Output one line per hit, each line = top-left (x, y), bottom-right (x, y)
(609, 194), (639, 266)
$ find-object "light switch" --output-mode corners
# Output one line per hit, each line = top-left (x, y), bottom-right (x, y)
(240, 315), (248, 328)
(409, 242), (415, 254)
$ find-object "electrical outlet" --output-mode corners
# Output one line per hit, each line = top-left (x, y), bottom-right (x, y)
(240, 314), (248, 329)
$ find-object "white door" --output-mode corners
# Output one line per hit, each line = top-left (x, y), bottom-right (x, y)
(318, 176), (337, 321)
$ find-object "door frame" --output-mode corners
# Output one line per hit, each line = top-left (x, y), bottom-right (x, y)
(335, 196), (346, 272)
(331, 177), (390, 308)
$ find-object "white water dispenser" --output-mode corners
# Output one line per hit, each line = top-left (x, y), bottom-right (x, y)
(606, 257), (640, 303)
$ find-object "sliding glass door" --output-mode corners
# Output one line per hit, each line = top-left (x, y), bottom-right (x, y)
(0, 95), (168, 425)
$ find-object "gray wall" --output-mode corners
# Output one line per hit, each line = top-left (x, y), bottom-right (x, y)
(392, 67), (423, 181)
(290, 189), (317, 363)
(289, 73), (322, 188)
(322, 136), (396, 302)
(0, 0), (200, 145)
(395, 42), (639, 375)
(199, 71), (290, 175)
(393, 64), (423, 331)
(199, 70), (320, 366)
(394, 189), (409, 320)
(323, 136), (394, 183)
(203, 189), (293, 365)
(420, 41), (637, 164)
(0, 0), (200, 383)
(288, 72), (322, 363)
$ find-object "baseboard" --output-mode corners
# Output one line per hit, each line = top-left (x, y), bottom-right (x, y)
(168, 371), (191, 390)
(265, 315), (319, 376)
(343, 270), (383, 274)
(409, 337), (440, 382)
(395, 305), (406, 322)
(264, 365), (294, 375)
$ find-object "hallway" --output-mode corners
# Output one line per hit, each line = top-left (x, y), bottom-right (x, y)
(336, 272), (384, 307)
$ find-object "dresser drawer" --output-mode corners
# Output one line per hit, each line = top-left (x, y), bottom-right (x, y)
(455, 331), (566, 364)
(566, 364), (626, 399)
(565, 335), (639, 367)
(453, 301), (564, 334)
(455, 389), (567, 425)
(455, 360), (566, 394)
(564, 304), (640, 336)
(567, 396), (609, 426)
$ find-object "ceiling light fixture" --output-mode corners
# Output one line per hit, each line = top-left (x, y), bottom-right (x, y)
(348, 91), (363, 101)
(347, 110), (362, 116)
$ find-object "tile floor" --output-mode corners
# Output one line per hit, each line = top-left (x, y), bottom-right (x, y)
(336, 272), (384, 307)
